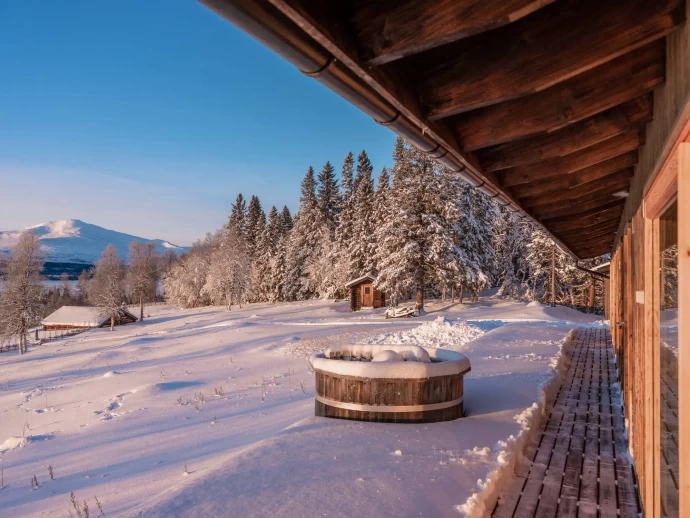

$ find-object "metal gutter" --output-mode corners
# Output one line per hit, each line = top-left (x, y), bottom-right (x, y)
(199, 0), (579, 260)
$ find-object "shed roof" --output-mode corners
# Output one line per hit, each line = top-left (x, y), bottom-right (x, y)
(345, 273), (377, 288)
(42, 306), (136, 327)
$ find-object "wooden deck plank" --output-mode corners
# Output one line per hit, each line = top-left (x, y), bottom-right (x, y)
(492, 328), (641, 518)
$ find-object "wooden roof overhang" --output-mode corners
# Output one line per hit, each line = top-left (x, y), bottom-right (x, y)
(200, 0), (686, 259)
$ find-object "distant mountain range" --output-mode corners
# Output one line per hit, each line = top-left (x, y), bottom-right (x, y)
(0, 219), (188, 265)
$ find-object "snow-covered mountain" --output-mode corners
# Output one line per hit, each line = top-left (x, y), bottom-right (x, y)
(0, 219), (188, 264)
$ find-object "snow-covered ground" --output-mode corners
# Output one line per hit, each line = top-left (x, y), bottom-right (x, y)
(0, 295), (603, 517)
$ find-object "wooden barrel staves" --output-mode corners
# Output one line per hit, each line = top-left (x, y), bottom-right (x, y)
(310, 345), (471, 424)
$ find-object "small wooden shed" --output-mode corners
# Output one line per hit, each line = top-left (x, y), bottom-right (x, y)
(42, 306), (138, 330)
(345, 273), (385, 311)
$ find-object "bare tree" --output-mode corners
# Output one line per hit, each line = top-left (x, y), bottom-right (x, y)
(59, 272), (72, 298)
(203, 227), (251, 310)
(0, 232), (45, 354)
(75, 269), (90, 304)
(126, 241), (158, 321)
(88, 245), (126, 331)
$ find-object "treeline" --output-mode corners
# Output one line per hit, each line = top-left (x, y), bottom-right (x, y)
(164, 137), (608, 313)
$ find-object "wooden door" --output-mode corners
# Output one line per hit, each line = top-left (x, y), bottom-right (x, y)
(362, 284), (373, 306)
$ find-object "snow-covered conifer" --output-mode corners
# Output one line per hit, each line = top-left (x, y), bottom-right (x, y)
(246, 195), (266, 257)
(228, 193), (247, 234)
(317, 161), (340, 230)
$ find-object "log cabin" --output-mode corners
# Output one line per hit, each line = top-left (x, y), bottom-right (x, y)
(345, 273), (385, 311)
(200, 1), (689, 515)
(42, 306), (138, 330)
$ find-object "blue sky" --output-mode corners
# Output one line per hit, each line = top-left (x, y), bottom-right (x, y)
(0, 0), (396, 245)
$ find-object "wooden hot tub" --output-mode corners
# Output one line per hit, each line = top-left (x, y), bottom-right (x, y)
(310, 345), (471, 423)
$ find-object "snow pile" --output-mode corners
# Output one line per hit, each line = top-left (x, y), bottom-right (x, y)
(371, 350), (404, 362)
(0, 436), (30, 453)
(367, 316), (484, 350)
(325, 343), (431, 362)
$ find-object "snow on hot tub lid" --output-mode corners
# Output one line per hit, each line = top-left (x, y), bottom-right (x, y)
(310, 344), (471, 379)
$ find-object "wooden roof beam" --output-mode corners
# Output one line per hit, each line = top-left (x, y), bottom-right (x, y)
(452, 42), (664, 150)
(548, 210), (624, 232)
(560, 222), (622, 241)
(353, 0), (558, 66)
(511, 155), (636, 199)
(535, 190), (631, 220)
(542, 198), (627, 225)
(416, 0), (683, 120)
(499, 130), (643, 188)
(478, 96), (652, 171)
(522, 171), (633, 209)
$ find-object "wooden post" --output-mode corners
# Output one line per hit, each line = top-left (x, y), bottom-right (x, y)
(416, 288), (424, 310)
(551, 244), (556, 307)
(588, 277), (595, 313)
(451, 285), (455, 303)
(459, 283), (464, 303)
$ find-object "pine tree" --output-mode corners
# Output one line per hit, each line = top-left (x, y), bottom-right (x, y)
(279, 205), (293, 234)
(317, 161), (340, 230)
(373, 166), (390, 228)
(456, 183), (498, 301)
(495, 210), (532, 300)
(334, 152), (356, 273)
(375, 140), (459, 310)
(348, 150), (376, 276)
(245, 195), (266, 257)
(228, 193), (247, 234)
(284, 167), (325, 300)
(267, 206), (280, 245)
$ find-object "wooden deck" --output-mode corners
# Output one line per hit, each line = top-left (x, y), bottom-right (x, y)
(493, 327), (641, 518)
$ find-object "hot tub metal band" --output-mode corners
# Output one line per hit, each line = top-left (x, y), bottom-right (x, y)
(314, 394), (463, 413)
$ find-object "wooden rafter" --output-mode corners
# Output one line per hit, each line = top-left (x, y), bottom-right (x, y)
(413, 0), (682, 119)
(548, 210), (625, 233)
(352, 0), (558, 66)
(478, 96), (652, 172)
(452, 42), (664, 151)
(521, 171), (633, 209)
(499, 130), (643, 188)
(511, 155), (636, 199)
(534, 190), (631, 220)
(542, 198), (627, 224)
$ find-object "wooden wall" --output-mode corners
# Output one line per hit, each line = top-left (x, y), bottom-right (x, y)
(615, 0), (690, 250)
(610, 140), (689, 516)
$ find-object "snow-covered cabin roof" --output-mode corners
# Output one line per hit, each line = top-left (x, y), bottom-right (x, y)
(42, 306), (137, 327)
(345, 273), (377, 288)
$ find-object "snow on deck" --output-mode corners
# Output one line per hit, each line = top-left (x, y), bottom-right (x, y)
(0, 296), (603, 517)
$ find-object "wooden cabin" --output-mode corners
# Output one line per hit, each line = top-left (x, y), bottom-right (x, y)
(42, 306), (138, 330)
(345, 274), (385, 311)
(202, 1), (689, 515)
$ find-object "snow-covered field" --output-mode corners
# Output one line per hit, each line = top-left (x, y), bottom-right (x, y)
(0, 295), (603, 517)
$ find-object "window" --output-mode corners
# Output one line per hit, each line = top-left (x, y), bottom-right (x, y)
(659, 201), (678, 517)
(364, 287), (370, 295)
